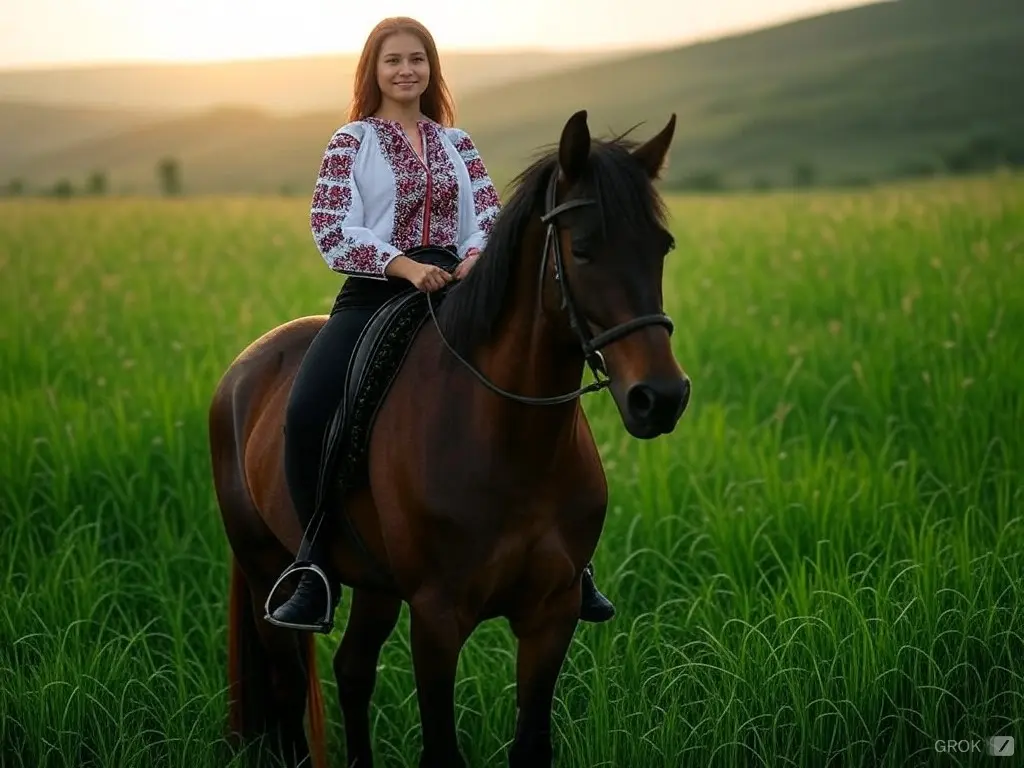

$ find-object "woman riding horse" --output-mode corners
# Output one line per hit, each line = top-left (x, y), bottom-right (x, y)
(267, 16), (616, 632)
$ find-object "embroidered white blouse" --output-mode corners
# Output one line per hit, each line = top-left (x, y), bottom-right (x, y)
(309, 116), (502, 280)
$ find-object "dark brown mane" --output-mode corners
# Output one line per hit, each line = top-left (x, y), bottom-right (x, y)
(435, 130), (670, 360)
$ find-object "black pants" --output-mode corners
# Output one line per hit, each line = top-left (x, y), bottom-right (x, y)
(283, 277), (408, 537)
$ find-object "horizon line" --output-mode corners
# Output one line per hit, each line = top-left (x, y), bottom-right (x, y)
(0, 41), (671, 75)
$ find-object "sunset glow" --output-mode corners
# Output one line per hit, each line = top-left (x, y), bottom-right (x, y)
(2, 0), (880, 69)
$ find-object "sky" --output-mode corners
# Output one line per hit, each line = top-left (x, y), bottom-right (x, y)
(1, 0), (880, 70)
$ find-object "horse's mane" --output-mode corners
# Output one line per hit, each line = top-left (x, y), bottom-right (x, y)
(435, 126), (669, 360)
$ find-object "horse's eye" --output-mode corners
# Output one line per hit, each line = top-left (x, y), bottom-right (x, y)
(571, 238), (592, 263)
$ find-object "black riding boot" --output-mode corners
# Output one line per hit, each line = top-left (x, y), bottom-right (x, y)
(580, 561), (615, 623)
(267, 418), (343, 634)
(266, 540), (340, 633)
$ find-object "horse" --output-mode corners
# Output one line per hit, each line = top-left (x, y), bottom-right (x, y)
(208, 108), (690, 768)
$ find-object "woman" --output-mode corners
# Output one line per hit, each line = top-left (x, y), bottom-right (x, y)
(267, 16), (616, 632)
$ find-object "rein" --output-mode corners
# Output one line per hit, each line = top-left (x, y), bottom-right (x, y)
(426, 169), (674, 406)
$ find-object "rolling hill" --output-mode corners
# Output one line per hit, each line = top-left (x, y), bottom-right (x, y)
(0, 102), (165, 176)
(3, 0), (1022, 196)
(0, 49), (609, 191)
(452, 0), (1024, 188)
(0, 50), (609, 114)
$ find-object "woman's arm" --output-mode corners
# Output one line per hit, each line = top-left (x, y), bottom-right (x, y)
(447, 128), (501, 259)
(310, 123), (404, 280)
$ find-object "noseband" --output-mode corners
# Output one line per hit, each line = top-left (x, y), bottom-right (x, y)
(427, 169), (674, 406)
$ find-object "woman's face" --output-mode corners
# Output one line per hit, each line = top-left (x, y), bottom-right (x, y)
(377, 32), (430, 107)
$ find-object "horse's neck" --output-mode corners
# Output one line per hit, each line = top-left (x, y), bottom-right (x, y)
(477, 225), (585, 446)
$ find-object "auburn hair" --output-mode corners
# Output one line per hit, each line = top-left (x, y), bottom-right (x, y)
(348, 17), (456, 126)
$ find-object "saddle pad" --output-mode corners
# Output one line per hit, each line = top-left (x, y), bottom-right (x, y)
(321, 286), (440, 499)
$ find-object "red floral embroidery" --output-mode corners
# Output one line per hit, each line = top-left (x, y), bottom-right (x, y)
(311, 211), (341, 234)
(332, 243), (378, 273)
(328, 132), (360, 151)
(366, 117), (463, 251)
(312, 183), (352, 211)
(310, 124), (394, 277)
(474, 186), (501, 227)
(366, 117), (427, 251)
(320, 152), (354, 181)
(422, 123), (459, 247)
(319, 229), (344, 253)
(447, 128), (501, 238)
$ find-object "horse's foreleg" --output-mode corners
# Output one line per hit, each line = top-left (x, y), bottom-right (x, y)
(333, 589), (402, 768)
(507, 584), (581, 768)
(409, 590), (473, 768)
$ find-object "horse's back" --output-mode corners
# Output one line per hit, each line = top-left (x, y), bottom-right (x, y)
(217, 315), (326, 384)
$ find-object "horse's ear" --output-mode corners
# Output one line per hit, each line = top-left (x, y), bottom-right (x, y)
(632, 113), (676, 179)
(558, 110), (591, 182)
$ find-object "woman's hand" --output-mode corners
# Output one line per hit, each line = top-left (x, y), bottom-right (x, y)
(453, 248), (481, 280)
(409, 263), (453, 292)
(385, 255), (453, 292)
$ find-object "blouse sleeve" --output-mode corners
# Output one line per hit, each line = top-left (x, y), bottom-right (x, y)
(309, 123), (403, 280)
(447, 128), (501, 258)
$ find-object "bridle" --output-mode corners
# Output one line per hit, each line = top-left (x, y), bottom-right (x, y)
(426, 168), (674, 406)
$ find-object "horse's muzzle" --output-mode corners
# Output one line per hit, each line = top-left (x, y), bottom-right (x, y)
(624, 375), (691, 437)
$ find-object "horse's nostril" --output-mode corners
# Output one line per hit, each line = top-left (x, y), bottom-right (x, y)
(626, 383), (657, 419)
(678, 377), (691, 415)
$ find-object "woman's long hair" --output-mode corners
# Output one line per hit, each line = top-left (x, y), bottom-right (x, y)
(348, 17), (456, 126)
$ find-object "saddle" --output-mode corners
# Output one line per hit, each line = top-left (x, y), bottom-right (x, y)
(301, 247), (460, 583)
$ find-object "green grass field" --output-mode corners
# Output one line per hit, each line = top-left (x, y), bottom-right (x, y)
(2, 173), (1022, 767)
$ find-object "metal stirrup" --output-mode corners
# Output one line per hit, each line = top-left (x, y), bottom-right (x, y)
(263, 561), (335, 632)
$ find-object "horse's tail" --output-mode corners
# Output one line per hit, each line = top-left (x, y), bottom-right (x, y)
(305, 632), (328, 768)
(226, 556), (328, 768)
(226, 555), (271, 741)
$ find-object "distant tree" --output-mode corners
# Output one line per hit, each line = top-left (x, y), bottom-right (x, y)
(49, 179), (74, 198)
(895, 159), (938, 179)
(157, 157), (182, 196)
(837, 175), (872, 188)
(966, 134), (1005, 168)
(1006, 141), (1024, 168)
(677, 170), (723, 192)
(751, 176), (773, 191)
(941, 134), (1009, 175)
(86, 171), (108, 196)
(792, 162), (816, 188)
(3, 178), (25, 196)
